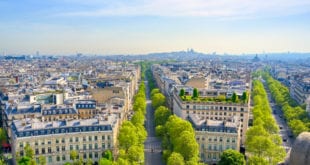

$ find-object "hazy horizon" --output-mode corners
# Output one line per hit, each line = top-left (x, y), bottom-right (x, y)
(1, 0), (310, 55)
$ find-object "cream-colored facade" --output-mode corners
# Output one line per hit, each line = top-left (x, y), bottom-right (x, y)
(173, 90), (249, 145)
(11, 115), (119, 165)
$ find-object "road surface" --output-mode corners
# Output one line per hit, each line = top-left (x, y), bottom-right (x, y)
(144, 81), (164, 165)
(263, 82), (294, 154)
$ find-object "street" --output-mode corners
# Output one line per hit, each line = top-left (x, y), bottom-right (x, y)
(264, 83), (294, 154)
(144, 81), (164, 165)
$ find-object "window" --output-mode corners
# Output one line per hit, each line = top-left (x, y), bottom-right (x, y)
(83, 144), (87, 150)
(48, 147), (52, 153)
(41, 148), (45, 154)
(56, 146), (60, 152)
(213, 145), (217, 151)
(61, 138), (65, 143)
(208, 144), (212, 150)
(186, 105), (190, 109)
(83, 153), (87, 159)
(83, 137), (86, 142)
(62, 155), (66, 161)
(56, 139), (59, 144)
(70, 145), (73, 150)
(35, 149), (39, 155)
(48, 141), (51, 145)
(35, 141), (38, 146)
(75, 137), (79, 142)
(76, 145), (79, 150)
(95, 152), (98, 158)
(95, 143), (98, 149)
(89, 144), (92, 150)
(70, 137), (73, 142)
(62, 146), (65, 151)
(232, 138), (236, 143)
(227, 138), (230, 143)
(102, 143), (105, 149)
(219, 137), (223, 142)
(94, 136), (98, 141)
(20, 151), (24, 156)
(213, 153), (217, 159)
(19, 142), (23, 148)
(89, 153), (93, 159)
(57, 156), (60, 162)
(107, 135), (111, 140)
(226, 145), (230, 150)
(88, 136), (92, 141)
(241, 108), (244, 111)
(48, 156), (52, 163)
(102, 136), (105, 140)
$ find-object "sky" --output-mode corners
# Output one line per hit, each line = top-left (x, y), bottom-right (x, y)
(0, 0), (310, 55)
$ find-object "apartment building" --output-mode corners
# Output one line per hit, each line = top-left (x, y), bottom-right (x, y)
(290, 77), (310, 104)
(11, 114), (119, 165)
(189, 114), (241, 164)
(172, 87), (249, 144)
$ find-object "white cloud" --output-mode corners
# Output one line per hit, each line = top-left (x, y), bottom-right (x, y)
(60, 0), (310, 18)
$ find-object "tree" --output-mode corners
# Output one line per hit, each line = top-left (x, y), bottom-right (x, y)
(39, 156), (46, 165)
(289, 119), (309, 136)
(242, 91), (248, 103)
(0, 158), (5, 165)
(179, 89), (185, 98)
(167, 152), (185, 165)
(24, 144), (34, 159)
(151, 88), (160, 98)
(218, 149), (245, 165)
(99, 158), (112, 165)
(131, 110), (145, 126)
(174, 131), (199, 161)
(118, 121), (139, 151)
(86, 158), (93, 165)
(127, 145), (144, 163)
(232, 92), (238, 103)
(192, 88), (199, 99)
(102, 150), (113, 161)
(70, 150), (78, 161)
(154, 106), (172, 126)
(18, 156), (31, 165)
(152, 93), (166, 109)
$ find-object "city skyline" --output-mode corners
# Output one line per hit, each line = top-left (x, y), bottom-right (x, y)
(1, 0), (310, 55)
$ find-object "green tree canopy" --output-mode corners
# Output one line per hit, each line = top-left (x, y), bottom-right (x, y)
(192, 88), (199, 99)
(151, 88), (160, 98)
(232, 92), (238, 103)
(167, 152), (185, 165)
(152, 93), (166, 109)
(218, 149), (245, 165)
(179, 89), (185, 97)
(155, 106), (172, 126)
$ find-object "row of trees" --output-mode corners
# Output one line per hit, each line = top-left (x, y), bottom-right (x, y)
(245, 80), (286, 164)
(179, 88), (248, 103)
(16, 144), (112, 165)
(151, 88), (201, 165)
(262, 72), (309, 136)
(117, 81), (148, 164)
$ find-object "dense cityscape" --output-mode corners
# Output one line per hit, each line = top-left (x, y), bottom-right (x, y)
(0, 52), (309, 165)
(1, 1), (310, 165)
